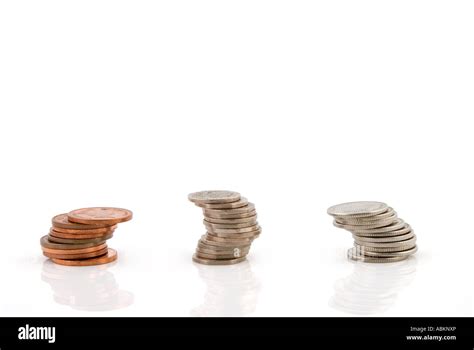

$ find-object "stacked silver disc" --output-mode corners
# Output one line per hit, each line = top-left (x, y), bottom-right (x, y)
(327, 201), (417, 263)
(188, 190), (261, 265)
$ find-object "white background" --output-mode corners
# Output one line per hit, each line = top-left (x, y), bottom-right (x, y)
(0, 0), (473, 316)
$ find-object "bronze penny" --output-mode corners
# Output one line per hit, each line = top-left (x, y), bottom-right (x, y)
(192, 254), (246, 265)
(40, 235), (107, 250)
(51, 248), (118, 266)
(42, 243), (107, 255)
(47, 233), (113, 244)
(51, 224), (117, 235)
(52, 213), (112, 230)
(49, 229), (113, 239)
(67, 207), (133, 225)
(44, 247), (108, 260)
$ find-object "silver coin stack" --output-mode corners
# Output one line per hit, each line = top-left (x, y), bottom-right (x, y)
(327, 201), (417, 263)
(188, 190), (261, 265)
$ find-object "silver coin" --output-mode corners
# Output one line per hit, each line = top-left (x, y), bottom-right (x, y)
(204, 210), (257, 220)
(351, 219), (406, 234)
(352, 231), (415, 243)
(354, 236), (417, 248)
(199, 235), (251, 248)
(204, 215), (258, 224)
(196, 246), (250, 256)
(327, 201), (388, 218)
(205, 224), (260, 234)
(334, 217), (398, 230)
(359, 245), (418, 257)
(188, 190), (241, 204)
(354, 243), (417, 253)
(353, 224), (412, 237)
(205, 233), (258, 244)
(347, 248), (408, 263)
(203, 220), (259, 229)
(207, 227), (262, 239)
(192, 254), (247, 265)
(195, 197), (249, 209)
(198, 241), (251, 252)
(203, 203), (255, 216)
(334, 208), (396, 223)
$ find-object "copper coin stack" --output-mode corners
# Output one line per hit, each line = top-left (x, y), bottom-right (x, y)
(40, 207), (133, 266)
(188, 190), (261, 265)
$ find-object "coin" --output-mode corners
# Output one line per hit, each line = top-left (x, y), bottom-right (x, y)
(41, 243), (108, 255)
(204, 210), (257, 220)
(188, 190), (241, 204)
(328, 201), (388, 218)
(205, 233), (258, 244)
(204, 215), (258, 225)
(49, 229), (113, 239)
(52, 214), (112, 230)
(67, 207), (133, 225)
(353, 225), (412, 237)
(352, 231), (415, 243)
(354, 243), (417, 253)
(203, 203), (255, 216)
(196, 251), (247, 260)
(47, 233), (113, 244)
(192, 254), (247, 265)
(350, 219), (406, 234)
(347, 248), (408, 263)
(196, 197), (249, 209)
(40, 236), (107, 250)
(207, 228), (261, 239)
(43, 247), (109, 260)
(197, 242), (251, 253)
(203, 220), (258, 229)
(334, 208), (397, 224)
(354, 236), (417, 248)
(51, 224), (117, 235)
(359, 246), (418, 257)
(205, 224), (260, 234)
(51, 248), (118, 266)
(334, 216), (398, 230)
(199, 235), (251, 248)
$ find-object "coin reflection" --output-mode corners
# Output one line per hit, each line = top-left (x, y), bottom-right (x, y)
(191, 260), (260, 316)
(330, 257), (417, 315)
(41, 260), (133, 311)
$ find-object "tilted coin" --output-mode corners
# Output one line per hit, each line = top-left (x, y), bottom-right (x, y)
(192, 254), (246, 265)
(203, 220), (259, 229)
(205, 224), (260, 234)
(43, 247), (109, 260)
(334, 216), (398, 230)
(197, 242), (250, 254)
(347, 248), (408, 263)
(206, 228), (261, 239)
(204, 215), (258, 225)
(196, 251), (248, 260)
(204, 210), (257, 220)
(188, 190), (241, 204)
(51, 225), (117, 235)
(350, 219), (406, 235)
(68, 207), (133, 225)
(353, 225), (412, 237)
(354, 243), (417, 253)
(205, 233), (257, 244)
(47, 233), (113, 244)
(52, 213), (112, 230)
(199, 235), (251, 248)
(195, 197), (249, 209)
(51, 248), (118, 266)
(203, 203), (255, 216)
(49, 229), (114, 239)
(359, 246), (418, 257)
(41, 242), (108, 255)
(333, 208), (396, 224)
(352, 231), (415, 243)
(40, 235), (107, 250)
(354, 236), (417, 248)
(327, 201), (388, 218)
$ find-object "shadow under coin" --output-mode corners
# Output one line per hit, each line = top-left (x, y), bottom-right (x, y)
(191, 260), (260, 317)
(41, 260), (134, 312)
(330, 257), (418, 315)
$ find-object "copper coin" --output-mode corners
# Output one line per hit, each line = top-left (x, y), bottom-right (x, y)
(204, 215), (258, 225)
(51, 248), (118, 266)
(51, 224), (117, 234)
(195, 197), (249, 209)
(44, 247), (108, 260)
(42, 243), (107, 255)
(67, 207), (133, 225)
(49, 229), (113, 239)
(188, 190), (241, 204)
(40, 235), (107, 250)
(47, 233), (113, 244)
(52, 213), (112, 230)
(192, 254), (246, 265)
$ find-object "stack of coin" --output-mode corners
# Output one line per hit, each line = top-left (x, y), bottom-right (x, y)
(188, 190), (261, 265)
(327, 201), (417, 263)
(40, 207), (132, 266)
